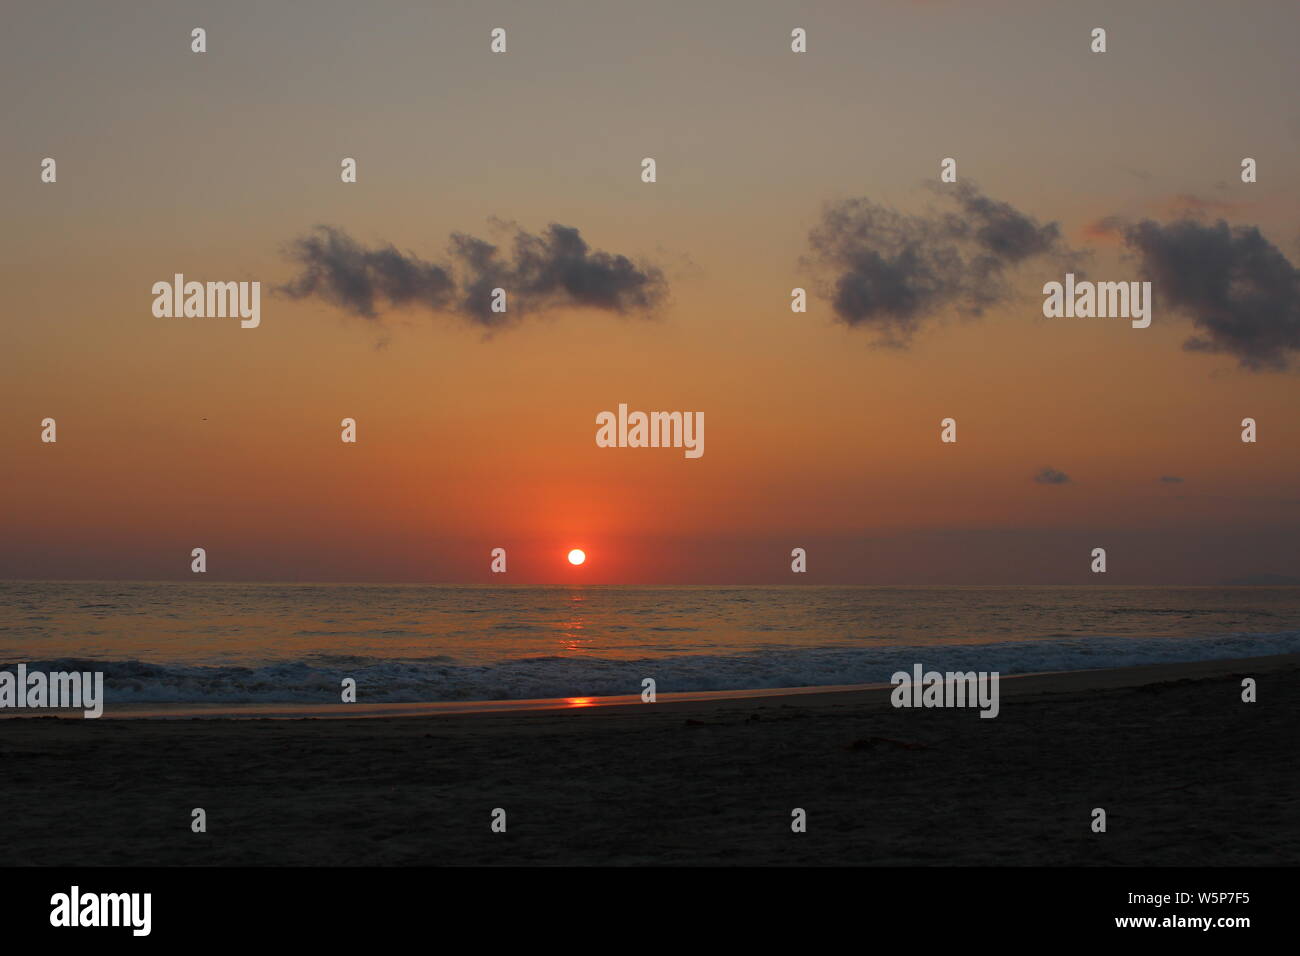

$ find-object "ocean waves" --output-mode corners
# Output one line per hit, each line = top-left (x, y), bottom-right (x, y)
(11, 629), (1300, 705)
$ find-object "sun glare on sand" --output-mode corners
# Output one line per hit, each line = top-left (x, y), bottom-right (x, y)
(567, 549), (587, 566)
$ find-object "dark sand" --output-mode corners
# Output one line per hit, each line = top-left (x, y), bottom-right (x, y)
(1, 655), (1295, 866)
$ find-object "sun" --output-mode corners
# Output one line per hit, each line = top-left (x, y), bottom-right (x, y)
(567, 548), (587, 566)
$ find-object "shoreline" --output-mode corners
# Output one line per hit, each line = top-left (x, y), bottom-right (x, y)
(4, 652), (1295, 720)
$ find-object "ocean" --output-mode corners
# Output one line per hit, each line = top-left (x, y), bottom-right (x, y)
(2, 582), (1298, 705)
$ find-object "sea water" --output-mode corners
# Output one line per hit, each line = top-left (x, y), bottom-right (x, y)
(1, 582), (1297, 705)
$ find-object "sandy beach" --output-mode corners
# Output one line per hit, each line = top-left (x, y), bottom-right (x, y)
(1, 654), (1295, 866)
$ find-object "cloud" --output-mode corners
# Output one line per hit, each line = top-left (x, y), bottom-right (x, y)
(1033, 467), (1071, 485)
(280, 227), (456, 319)
(1079, 194), (1253, 245)
(1159, 475), (1185, 483)
(1147, 193), (1255, 220)
(280, 223), (667, 328)
(1123, 218), (1300, 370)
(805, 183), (1076, 346)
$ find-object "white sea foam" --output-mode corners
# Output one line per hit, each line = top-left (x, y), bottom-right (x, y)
(15, 629), (1300, 705)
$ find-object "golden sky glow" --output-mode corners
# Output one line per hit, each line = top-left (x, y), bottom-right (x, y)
(3, 1), (1299, 584)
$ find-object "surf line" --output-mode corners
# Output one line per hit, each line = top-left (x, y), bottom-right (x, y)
(0, 664), (104, 718)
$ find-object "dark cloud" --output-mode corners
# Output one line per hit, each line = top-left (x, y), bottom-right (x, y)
(1033, 467), (1071, 485)
(280, 223), (667, 328)
(1123, 218), (1300, 371)
(806, 183), (1074, 346)
(1147, 194), (1254, 220)
(475, 223), (666, 320)
(1159, 475), (1185, 484)
(280, 227), (457, 319)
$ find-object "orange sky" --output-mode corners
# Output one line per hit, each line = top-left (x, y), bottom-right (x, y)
(3, 0), (1299, 583)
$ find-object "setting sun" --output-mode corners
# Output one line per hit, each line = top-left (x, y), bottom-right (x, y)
(567, 549), (587, 566)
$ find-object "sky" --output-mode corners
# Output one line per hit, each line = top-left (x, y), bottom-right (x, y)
(3, 0), (1300, 584)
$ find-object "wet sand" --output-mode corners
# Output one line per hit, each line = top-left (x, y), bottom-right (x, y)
(1, 654), (1295, 866)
